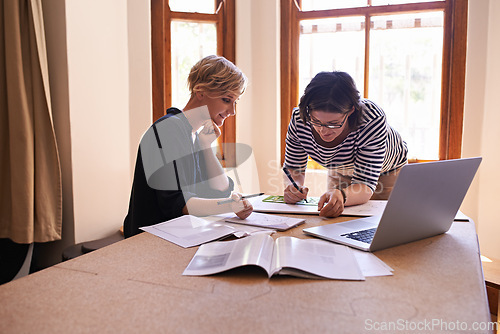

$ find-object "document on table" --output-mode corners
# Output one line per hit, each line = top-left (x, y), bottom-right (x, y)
(203, 213), (278, 238)
(351, 249), (393, 277)
(252, 195), (469, 220)
(251, 195), (386, 216)
(140, 215), (236, 248)
(224, 212), (305, 231)
(341, 200), (387, 217)
(251, 195), (321, 215)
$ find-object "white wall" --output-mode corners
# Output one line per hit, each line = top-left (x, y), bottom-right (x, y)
(64, 0), (151, 243)
(463, 0), (500, 259)
(235, 0), (282, 195)
(461, 0), (488, 223)
(127, 0), (153, 171)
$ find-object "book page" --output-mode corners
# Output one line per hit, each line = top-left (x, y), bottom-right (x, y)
(271, 237), (364, 280)
(140, 215), (236, 248)
(183, 234), (275, 276)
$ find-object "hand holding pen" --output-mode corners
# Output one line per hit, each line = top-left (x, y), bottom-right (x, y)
(217, 192), (260, 219)
(283, 167), (309, 204)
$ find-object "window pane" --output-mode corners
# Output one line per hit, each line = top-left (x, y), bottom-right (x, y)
(369, 12), (444, 160)
(301, 0), (367, 11)
(171, 21), (217, 108)
(168, 0), (216, 14)
(299, 17), (365, 98)
(371, 0), (443, 5)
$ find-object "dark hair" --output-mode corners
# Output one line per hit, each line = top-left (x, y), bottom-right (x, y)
(298, 71), (363, 129)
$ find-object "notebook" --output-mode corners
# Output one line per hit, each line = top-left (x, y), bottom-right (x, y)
(303, 157), (481, 252)
(251, 195), (321, 215)
(252, 195), (468, 220)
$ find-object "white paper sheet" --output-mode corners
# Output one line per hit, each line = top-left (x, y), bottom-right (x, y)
(205, 213), (277, 237)
(224, 212), (305, 231)
(341, 201), (387, 217)
(351, 249), (394, 277)
(140, 215), (236, 248)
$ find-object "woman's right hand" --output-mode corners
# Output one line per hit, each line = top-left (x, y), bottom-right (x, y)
(283, 184), (309, 204)
(198, 120), (221, 149)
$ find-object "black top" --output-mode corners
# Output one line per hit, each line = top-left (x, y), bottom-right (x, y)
(123, 108), (233, 237)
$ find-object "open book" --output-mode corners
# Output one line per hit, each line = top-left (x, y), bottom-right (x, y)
(183, 233), (364, 280)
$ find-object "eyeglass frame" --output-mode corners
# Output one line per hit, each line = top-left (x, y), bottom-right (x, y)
(305, 106), (350, 129)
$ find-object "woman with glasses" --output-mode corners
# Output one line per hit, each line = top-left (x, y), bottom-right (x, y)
(283, 71), (408, 218)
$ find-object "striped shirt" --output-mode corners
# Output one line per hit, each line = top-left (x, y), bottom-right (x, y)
(284, 99), (408, 191)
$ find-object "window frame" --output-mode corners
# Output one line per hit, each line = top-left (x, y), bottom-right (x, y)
(151, 0), (237, 165)
(280, 0), (468, 164)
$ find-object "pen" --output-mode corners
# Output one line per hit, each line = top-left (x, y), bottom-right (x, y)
(282, 167), (308, 203)
(217, 192), (265, 205)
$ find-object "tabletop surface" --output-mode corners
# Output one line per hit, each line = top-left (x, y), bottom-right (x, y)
(0, 215), (492, 333)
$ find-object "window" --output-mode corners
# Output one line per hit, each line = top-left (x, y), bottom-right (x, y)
(151, 0), (236, 165)
(281, 0), (467, 164)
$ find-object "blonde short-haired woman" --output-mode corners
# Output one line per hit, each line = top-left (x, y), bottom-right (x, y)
(124, 55), (252, 237)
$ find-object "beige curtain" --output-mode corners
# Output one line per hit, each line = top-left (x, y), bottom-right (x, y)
(0, 0), (62, 244)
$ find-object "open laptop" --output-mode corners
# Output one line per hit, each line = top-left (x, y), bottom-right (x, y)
(303, 157), (482, 252)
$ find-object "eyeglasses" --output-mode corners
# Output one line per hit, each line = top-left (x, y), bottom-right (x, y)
(306, 107), (349, 129)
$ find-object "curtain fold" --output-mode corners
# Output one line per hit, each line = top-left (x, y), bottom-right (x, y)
(0, 0), (62, 244)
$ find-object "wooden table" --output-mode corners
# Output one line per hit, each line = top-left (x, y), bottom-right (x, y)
(0, 216), (492, 333)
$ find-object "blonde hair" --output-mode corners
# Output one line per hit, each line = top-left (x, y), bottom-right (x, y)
(188, 55), (247, 98)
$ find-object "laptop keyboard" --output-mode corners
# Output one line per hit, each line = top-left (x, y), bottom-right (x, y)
(341, 227), (377, 244)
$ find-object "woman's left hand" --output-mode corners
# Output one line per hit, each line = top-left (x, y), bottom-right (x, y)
(317, 189), (345, 217)
(198, 120), (221, 149)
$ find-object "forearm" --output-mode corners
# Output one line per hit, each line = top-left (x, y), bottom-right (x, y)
(201, 148), (230, 192)
(182, 197), (232, 216)
(183, 195), (252, 219)
(343, 183), (373, 206)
